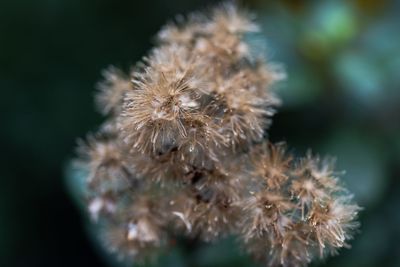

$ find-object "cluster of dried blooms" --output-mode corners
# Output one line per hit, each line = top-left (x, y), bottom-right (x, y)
(75, 3), (360, 267)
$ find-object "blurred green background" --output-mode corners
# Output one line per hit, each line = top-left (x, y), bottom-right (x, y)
(1, 0), (399, 267)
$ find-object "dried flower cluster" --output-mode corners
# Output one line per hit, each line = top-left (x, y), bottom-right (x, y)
(75, 3), (360, 267)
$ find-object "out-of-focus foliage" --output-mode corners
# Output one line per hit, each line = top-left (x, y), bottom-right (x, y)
(1, 0), (399, 267)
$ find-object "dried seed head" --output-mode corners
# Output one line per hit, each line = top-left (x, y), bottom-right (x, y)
(307, 197), (360, 257)
(100, 195), (168, 262)
(119, 2), (281, 159)
(250, 142), (292, 189)
(240, 143), (360, 266)
(74, 3), (360, 267)
(77, 135), (133, 193)
(96, 66), (132, 115)
(120, 68), (203, 152)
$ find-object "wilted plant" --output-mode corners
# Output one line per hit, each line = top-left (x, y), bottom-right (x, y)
(75, 3), (360, 267)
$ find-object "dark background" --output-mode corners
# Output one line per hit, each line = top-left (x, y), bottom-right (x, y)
(1, 0), (399, 267)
